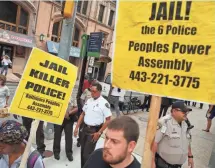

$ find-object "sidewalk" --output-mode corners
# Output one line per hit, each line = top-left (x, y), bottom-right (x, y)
(41, 104), (215, 168)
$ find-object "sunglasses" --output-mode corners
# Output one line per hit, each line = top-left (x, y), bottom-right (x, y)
(175, 108), (189, 114)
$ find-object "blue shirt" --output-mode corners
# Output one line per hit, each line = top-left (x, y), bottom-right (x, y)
(0, 147), (44, 168)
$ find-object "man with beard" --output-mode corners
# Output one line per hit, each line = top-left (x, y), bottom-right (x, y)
(83, 116), (140, 168)
(151, 101), (194, 168)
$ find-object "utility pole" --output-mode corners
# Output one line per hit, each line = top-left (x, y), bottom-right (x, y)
(45, 0), (78, 140)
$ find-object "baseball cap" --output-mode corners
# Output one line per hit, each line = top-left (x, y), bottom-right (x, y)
(0, 120), (28, 144)
(172, 101), (192, 113)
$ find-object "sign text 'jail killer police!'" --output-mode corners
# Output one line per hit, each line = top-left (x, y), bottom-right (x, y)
(112, 1), (215, 103)
(10, 48), (77, 125)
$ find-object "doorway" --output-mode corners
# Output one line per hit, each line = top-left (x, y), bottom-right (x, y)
(0, 44), (13, 67)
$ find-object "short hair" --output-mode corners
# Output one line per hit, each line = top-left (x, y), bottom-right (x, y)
(107, 116), (140, 143)
(0, 74), (6, 86)
(91, 82), (102, 92)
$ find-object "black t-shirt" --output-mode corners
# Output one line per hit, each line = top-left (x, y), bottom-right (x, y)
(83, 148), (141, 168)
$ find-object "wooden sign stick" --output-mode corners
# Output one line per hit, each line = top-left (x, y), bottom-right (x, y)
(19, 120), (40, 168)
(142, 96), (161, 168)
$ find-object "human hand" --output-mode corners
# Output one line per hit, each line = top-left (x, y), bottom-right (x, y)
(188, 158), (194, 168)
(91, 132), (101, 143)
(64, 112), (70, 120)
(74, 127), (78, 137)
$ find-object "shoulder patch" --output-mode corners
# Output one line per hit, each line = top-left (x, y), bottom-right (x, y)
(105, 103), (110, 108)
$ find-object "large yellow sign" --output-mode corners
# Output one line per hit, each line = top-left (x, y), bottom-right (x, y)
(112, 1), (215, 104)
(10, 48), (77, 124)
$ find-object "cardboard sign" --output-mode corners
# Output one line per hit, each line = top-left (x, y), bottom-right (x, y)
(10, 48), (77, 125)
(112, 1), (215, 104)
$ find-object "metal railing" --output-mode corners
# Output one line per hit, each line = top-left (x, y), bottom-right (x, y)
(0, 20), (27, 34)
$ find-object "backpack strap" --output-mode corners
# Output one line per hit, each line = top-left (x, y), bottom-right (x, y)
(27, 150), (42, 168)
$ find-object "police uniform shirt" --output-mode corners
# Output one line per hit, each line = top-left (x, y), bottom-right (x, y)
(155, 115), (191, 165)
(83, 96), (112, 126)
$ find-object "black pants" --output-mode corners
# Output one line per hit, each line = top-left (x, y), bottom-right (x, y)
(22, 117), (46, 153)
(192, 102), (196, 107)
(200, 103), (203, 109)
(77, 122), (84, 144)
(185, 101), (190, 106)
(159, 105), (169, 118)
(53, 119), (74, 157)
(81, 124), (101, 168)
(155, 153), (182, 168)
(142, 96), (151, 111)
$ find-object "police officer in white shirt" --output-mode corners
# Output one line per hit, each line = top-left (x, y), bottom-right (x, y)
(151, 101), (194, 168)
(74, 82), (112, 168)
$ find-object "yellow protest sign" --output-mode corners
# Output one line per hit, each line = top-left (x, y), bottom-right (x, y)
(10, 48), (77, 125)
(112, 1), (215, 104)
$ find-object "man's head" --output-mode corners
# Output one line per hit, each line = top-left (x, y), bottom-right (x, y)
(0, 74), (6, 86)
(103, 116), (139, 165)
(88, 75), (94, 83)
(90, 82), (102, 99)
(171, 101), (192, 122)
(0, 120), (28, 154)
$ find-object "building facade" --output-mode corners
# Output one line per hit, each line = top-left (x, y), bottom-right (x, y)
(0, 0), (116, 82)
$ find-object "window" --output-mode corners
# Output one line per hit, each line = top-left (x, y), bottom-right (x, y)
(51, 21), (62, 42)
(108, 10), (114, 26)
(101, 33), (108, 47)
(73, 27), (80, 47)
(98, 5), (105, 22)
(20, 8), (28, 27)
(0, 1), (29, 34)
(77, 1), (82, 13)
(82, 1), (88, 15)
(0, 1), (17, 24)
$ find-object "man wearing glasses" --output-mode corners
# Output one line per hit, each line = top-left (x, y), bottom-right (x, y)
(151, 101), (194, 168)
(74, 82), (112, 168)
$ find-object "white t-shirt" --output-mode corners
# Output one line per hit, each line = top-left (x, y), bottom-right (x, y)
(1, 59), (12, 66)
(83, 96), (112, 126)
(111, 87), (121, 97)
(0, 147), (44, 168)
(0, 86), (10, 108)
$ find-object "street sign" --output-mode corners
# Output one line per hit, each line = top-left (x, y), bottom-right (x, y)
(112, 1), (215, 104)
(88, 32), (103, 58)
(10, 48), (78, 125)
(87, 67), (93, 73)
(89, 57), (95, 66)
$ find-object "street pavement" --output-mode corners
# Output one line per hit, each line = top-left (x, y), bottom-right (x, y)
(2, 83), (215, 168)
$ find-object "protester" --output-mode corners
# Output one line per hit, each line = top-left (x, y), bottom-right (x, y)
(83, 116), (140, 168)
(0, 74), (10, 109)
(152, 101), (194, 168)
(0, 120), (44, 168)
(1, 55), (12, 76)
(53, 99), (78, 161)
(203, 104), (215, 132)
(74, 82), (112, 167)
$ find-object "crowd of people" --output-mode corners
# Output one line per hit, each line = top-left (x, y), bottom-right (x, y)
(0, 73), (215, 168)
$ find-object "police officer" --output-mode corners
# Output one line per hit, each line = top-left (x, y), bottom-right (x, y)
(152, 101), (194, 168)
(53, 98), (78, 161)
(74, 82), (112, 168)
